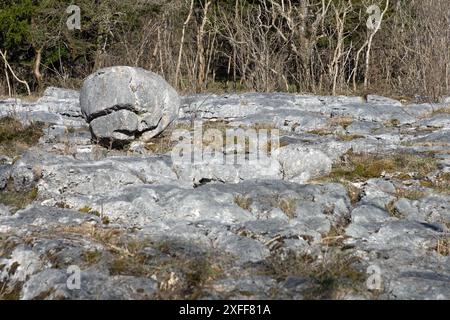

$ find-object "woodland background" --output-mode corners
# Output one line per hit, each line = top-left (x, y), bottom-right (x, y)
(0, 0), (449, 100)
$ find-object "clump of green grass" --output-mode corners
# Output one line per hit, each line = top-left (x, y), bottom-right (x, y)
(0, 117), (44, 158)
(0, 187), (38, 212)
(328, 151), (437, 181)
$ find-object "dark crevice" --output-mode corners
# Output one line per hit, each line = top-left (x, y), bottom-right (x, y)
(94, 137), (131, 150)
(113, 129), (136, 135)
(87, 104), (137, 122)
(194, 178), (225, 188)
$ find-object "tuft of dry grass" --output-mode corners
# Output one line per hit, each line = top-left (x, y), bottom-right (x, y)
(328, 151), (437, 182)
(47, 223), (226, 299)
(261, 250), (365, 299)
(329, 117), (354, 129)
(0, 117), (44, 158)
(307, 129), (332, 136)
(395, 188), (426, 200)
(433, 236), (450, 256)
(78, 206), (100, 216)
(77, 206), (109, 225)
(419, 173), (450, 195)
(386, 119), (401, 127)
(434, 172), (450, 194)
(0, 281), (22, 300)
(0, 187), (38, 212)
(432, 107), (450, 115)
(82, 250), (103, 266)
(385, 200), (404, 219)
(144, 121), (282, 156)
(155, 254), (225, 300)
(234, 195), (252, 211)
(316, 151), (436, 207)
(278, 197), (298, 219)
(321, 225), (348, 247)
(337, 134), (365, 141)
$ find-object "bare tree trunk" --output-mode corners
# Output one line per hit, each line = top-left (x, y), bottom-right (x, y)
(175, 0), (194, 88)
(3, 56), (11, 96)
(330, 3), (349, 95)
(0, 49), (31, 95)
(364, 0), (389, 90)
(33, 47), (43, 84)
(197, 0), (212, 92)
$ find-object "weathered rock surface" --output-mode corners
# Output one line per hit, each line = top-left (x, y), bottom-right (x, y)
(80, 66), (180, 143)
(1, 89), (450, 300)
(0, 165), (11, 190)
(0, 87), (85, 128)
(276, 145), (332, 183)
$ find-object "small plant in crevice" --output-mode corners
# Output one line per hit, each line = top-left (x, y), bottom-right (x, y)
(0, 187), (38, 212)
(385, 200), (404, 219)
(234, 195), (252, 211)
(278, 197), (298, 219)
(82, 250), (103, 266)
(433, 236), (450, 256)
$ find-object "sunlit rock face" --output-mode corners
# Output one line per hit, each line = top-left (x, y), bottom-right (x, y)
(1, 87), (450, 300)
(80, 66), (180, 144)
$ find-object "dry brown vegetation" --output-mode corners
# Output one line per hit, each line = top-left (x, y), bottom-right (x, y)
(0, 223), (228, 300)
(328, 151), (437, 182)
(261, 250), (365, 299)
(143, 120), (280, 155)
(234, 194), (253, 211)
(0, 117), (44, 158)
(0, 117), (44, 211)
(1, 0), (449, 100)
(421, 172), (450, 195)
(433, 235), (450, 257)
(0, 188), (38, 213)
(316, 150), (439, 205)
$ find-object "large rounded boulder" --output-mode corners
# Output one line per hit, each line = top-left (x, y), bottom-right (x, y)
(80, 66), (180, 143)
